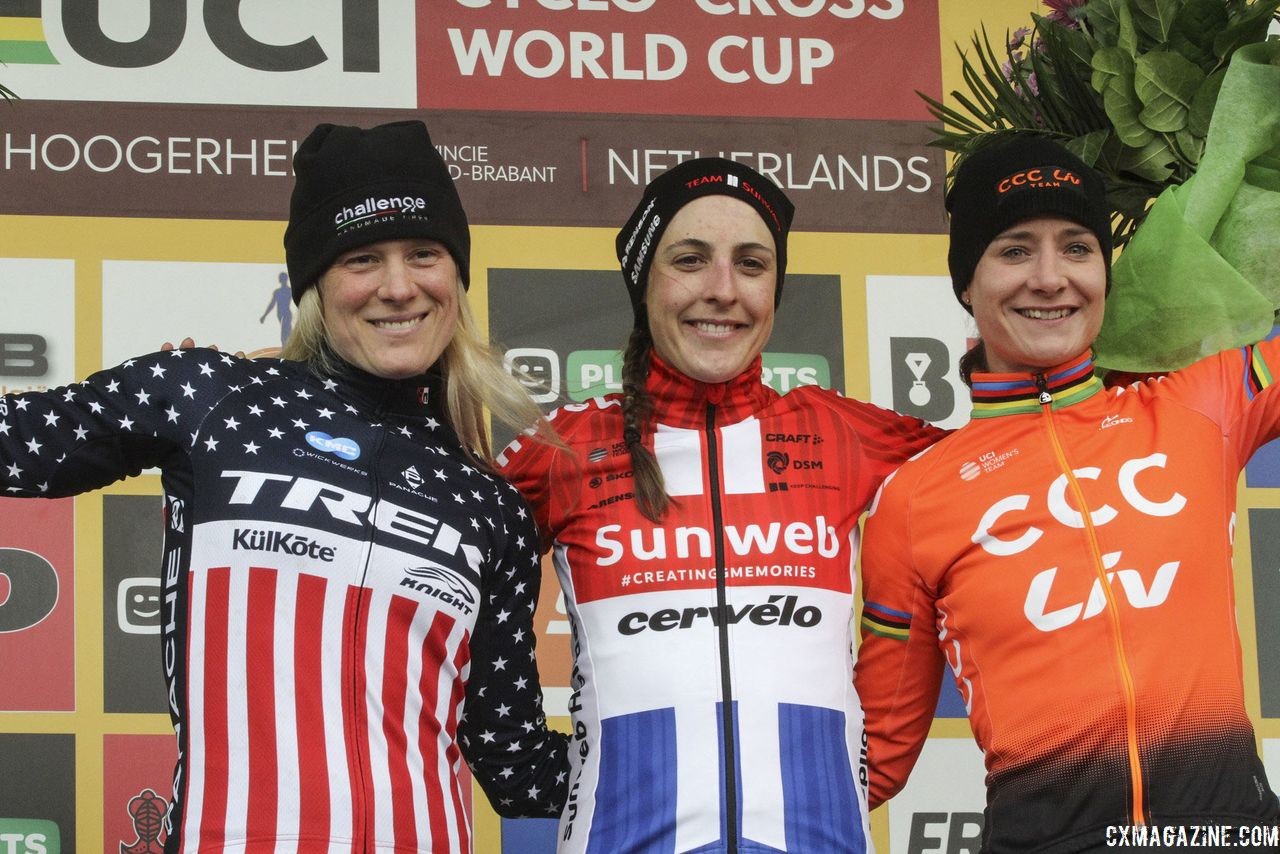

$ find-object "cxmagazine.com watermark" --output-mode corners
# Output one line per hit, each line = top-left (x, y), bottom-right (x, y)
(1106, 823), (1279, 848)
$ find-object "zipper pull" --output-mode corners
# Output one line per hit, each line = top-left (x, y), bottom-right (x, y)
(1035, 373), (1052, 406)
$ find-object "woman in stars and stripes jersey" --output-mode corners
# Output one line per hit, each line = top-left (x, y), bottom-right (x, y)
(857, 137), (1280, 852)
(499, 158), (943, 853)
(0, 121), (568, 852)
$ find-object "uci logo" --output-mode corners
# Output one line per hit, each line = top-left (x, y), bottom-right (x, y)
(305, 431), (361, 461)
(44, 2), (382, 71)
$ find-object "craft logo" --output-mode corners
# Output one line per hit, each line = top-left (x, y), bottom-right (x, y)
(0, 819), (60, 854)
(304, 431), (360, 461)
(116, 577), (162, 635)
(119, 789), (167, 854)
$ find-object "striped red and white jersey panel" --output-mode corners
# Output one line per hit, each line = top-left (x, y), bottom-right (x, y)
(177, 549), (474, 851)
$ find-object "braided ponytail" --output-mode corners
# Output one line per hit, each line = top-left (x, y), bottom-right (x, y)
(620, 318), (670, 522)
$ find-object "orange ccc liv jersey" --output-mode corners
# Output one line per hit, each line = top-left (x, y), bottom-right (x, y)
(857, 348), (1280, 852)
(500, 354), (941, 854)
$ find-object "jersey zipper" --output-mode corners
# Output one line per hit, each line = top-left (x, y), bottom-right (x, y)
(1035, 373), (1146, 825)
(351, 418), (390, 851)
(705, 401), (739, 853)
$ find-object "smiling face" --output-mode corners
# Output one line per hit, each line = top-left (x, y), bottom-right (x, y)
(963, 216), (1107, 375)
(318, 238), (459, 379)
(644, 195), (777, 384)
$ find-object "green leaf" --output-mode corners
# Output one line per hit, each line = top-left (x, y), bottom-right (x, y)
(1213, 0), (1280, 59)
(1116, 0), (1140, 55)
(1187, 67), (1226, 137)
(1065, 129), (1111, 164)
(1173, 127), (1204, 166)
(1082, 0), (1122, 48)
(1091, 45), (1134, 94)
(1117, 137), (1177, 182)
(1168, 0), (1228, 71)
(1133, 0), (1179, 45)
(1104, 80), (1157, 145)
(1134, 50), (1204, 132)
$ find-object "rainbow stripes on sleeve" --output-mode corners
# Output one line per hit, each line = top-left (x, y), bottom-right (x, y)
(861, 602), (912, 641)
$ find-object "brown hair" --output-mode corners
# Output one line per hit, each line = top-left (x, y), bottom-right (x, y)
(619, 314), (672, 522)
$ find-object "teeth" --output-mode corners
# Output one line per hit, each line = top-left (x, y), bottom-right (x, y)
(692, 321), (738, 334)
(1019, 308), (1073, 320)
(373, 317), (421, 330)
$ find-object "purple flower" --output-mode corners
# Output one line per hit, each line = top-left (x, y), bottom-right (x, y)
(1027, 72), (1040, 96)
(1002, 60), (1016, 81)
(1009, 27), (1031, 51)
(1044, 0), (1087, 28)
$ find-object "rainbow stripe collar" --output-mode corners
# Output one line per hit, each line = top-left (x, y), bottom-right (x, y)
(969, 352), (1103, 419)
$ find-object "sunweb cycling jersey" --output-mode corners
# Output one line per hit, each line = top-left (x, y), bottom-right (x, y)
(858, 348), (1280, 853)
(0, 348), (568, 853)
(499, 353), (941, 854)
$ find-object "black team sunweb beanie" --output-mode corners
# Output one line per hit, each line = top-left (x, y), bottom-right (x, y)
(283, 120), (470, 303)
(615, 157), (796, 319)
(946, 136), (1112, 313)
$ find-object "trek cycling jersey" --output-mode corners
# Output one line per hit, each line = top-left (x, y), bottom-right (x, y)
(0, 349), (568, 853)
(499, 353), (940, 854)
(857, 348), (1280, 853)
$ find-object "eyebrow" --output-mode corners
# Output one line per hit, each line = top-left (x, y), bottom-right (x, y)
(993, 224), (1094, 241)
(661, 238), (775, 254)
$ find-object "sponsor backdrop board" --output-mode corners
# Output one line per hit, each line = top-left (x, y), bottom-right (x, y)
(1, 2), (1277, 853)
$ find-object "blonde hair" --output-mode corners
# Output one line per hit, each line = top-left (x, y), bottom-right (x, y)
(281, 281), (552, 467)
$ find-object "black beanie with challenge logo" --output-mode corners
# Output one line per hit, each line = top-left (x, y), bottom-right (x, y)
(615, 157), (796, 319)
(283, 120), (470, 303)
(946, 136), (1112, 312)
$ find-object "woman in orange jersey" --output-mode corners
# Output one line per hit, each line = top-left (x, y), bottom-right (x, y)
(856, 136), (1280, 852)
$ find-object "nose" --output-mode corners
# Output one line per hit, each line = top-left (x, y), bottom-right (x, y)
(1026, 252), (1067, 293)
(703, 257), (738, 303)
(377, 257), (417, 301)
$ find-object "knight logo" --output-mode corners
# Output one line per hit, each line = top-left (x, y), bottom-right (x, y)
(119, 788), (168, 854)
(402, 466), (423, 490)
(165, 497), (185, 533)
(767, 451), (789, 475)
(334, 196), (428, 231)
(400, 565), (479, 615)
(619, 594), (822, 635)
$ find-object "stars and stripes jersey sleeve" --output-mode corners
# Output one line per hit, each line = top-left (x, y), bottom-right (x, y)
(0, 348), (267, 498)
(460, 476), (570, 816)
(855, 456), (946, 810)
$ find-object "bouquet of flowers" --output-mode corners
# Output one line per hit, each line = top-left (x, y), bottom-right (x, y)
(929, 0), (1280, 370)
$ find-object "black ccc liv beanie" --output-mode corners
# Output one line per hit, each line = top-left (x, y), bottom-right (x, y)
(946, 136), (1112, 312)
(283, 120), (471, 303)
(615, 157), (796, 318)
